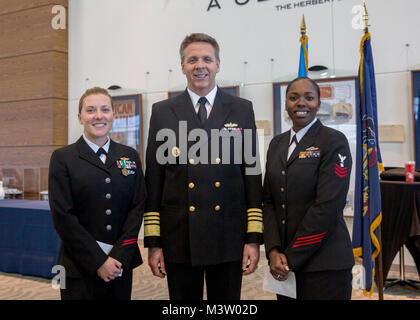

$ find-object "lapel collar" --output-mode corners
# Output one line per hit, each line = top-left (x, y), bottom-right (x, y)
(204, 87), (232, 133)
(106, 140), (120, 169)
(76, 136), (109, 172)
(287, 119), (322, 166)
(170, 90), (202, 130)
(278, 131), (290, 168)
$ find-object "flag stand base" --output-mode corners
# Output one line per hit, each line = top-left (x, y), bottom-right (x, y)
(384, 246), (420, 290)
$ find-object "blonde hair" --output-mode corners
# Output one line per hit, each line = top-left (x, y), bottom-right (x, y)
(78, 87), (113, 114)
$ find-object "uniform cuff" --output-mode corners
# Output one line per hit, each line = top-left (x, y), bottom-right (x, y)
(246, 232), (263, 244)
(144, 236), (161, 248)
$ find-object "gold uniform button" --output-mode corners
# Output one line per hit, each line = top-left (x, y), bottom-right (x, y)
(189, 206), (195, 212)
(215, 205), (221, 211)
(215, 182), (221, 188)
(215, 157), (221, 164)
(189, 158), (195, 165)
(189, 182), (195, 189)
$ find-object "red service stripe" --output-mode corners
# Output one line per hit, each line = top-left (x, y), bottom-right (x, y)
(123, 238), (138, 243)
(122, 239), (138, 244)
(296, 232), (326, 241)
(293, 239), (323, 248)
(335, 164), (348, 172)
(122, 240), (137, 246)
(335, 170), (348, 178)
(123, 239), (137, 243)
(294, 234), (324, 244)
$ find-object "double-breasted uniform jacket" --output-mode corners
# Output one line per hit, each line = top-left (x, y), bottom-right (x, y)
(49, 137), (146, 278)
(263, 120), (354, 272)
(144, 88), (263, 266)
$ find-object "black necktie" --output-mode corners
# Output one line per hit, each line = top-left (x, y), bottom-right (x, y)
(97, 147), (107, 157)
(198, 97), (207, 125)
(289, 135), (298, 146)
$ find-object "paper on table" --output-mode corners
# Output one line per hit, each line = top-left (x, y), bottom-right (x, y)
(262, 265), (296, 299)
(96, 240), (123, 277)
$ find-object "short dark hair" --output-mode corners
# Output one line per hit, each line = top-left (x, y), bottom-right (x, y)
(286, 77), (320, 100)
(78, 87), (113, 114)
(179, 33), (220, 62)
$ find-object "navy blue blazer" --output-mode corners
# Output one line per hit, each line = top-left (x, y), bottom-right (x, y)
(49, 137), (146, 278)
(144, 88), (263, 266)
(263, 120), (354, 272)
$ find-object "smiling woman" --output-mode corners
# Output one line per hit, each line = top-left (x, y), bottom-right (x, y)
(263, 76), (354, 300)
(285, 77), (320, 132)
(78, 87), (115, 147)
(48, 86), (146, 300)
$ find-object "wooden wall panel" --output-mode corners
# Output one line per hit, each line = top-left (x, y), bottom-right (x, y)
(0, 0), (67, 16)
(0, 146), (61, 167)
(0, 51), (67, 102)
(0, 5), (67, 58)
(0, 0), (67, 187)
(0, 99), (67, 147)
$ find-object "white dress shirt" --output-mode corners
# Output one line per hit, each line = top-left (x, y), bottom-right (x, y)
(187, 86), (218, 118)
(287, 118), (318, 160)
(82, 134), (110, 164)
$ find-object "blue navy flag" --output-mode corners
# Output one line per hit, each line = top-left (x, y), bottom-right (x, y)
(352, 32), (384, 296)
(298, 34), (308, 77)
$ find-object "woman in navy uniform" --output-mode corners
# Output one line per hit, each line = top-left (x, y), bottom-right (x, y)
(263, 77), (354, 300)
(48, 87), (146, 300)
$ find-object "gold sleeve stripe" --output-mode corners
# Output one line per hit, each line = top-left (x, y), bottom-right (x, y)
(247, 208), (263, 233)
(144, 212), (160, 237)
(247, 213), (262, 217)
(144, 211), (160, 217)
(144, 216), (160, 222)
(247, 221), (263, 233)
(144, 225), (160, 237)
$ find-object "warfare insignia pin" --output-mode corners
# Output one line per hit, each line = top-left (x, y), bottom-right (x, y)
(224, 122), (238, 128)
(222, 122), (242, 131)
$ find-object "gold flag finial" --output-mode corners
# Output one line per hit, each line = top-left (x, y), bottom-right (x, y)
(300, 14), (306, 36)
(362, 0), (369, 32)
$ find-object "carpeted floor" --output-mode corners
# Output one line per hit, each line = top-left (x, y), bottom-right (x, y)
(0, 241), (418, 300)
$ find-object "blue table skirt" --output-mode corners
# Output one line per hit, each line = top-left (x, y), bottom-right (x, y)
(0, 200), (61, 278)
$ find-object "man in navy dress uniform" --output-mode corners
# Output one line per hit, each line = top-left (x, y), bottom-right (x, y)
(144, 33), (263, 300)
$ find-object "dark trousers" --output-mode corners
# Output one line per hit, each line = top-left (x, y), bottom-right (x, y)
(277, 268), (352, 300)
(166, 261), (243, 300)
(60, 268), (133, 300)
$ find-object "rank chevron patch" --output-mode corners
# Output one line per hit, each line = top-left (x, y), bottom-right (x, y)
(335, 163), (348, 178)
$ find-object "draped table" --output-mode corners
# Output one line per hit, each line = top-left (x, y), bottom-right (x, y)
(379, 180), (420, 287)
(0, 200), (61, 278)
